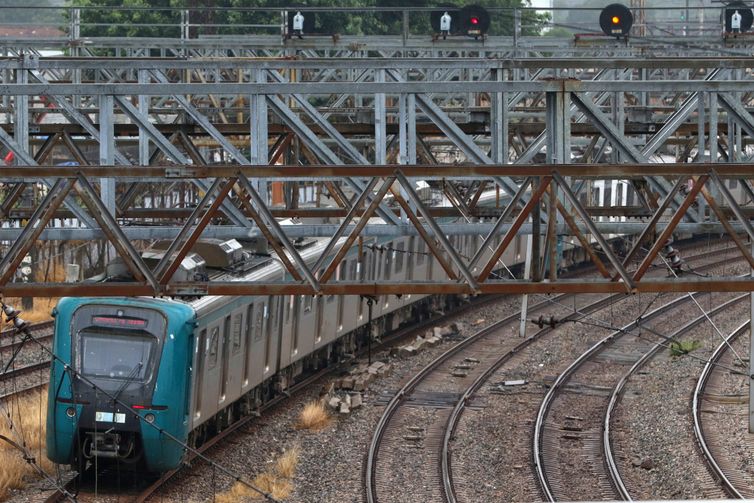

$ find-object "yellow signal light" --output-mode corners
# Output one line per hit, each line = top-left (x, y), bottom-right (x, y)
(612, 16), (620, 24)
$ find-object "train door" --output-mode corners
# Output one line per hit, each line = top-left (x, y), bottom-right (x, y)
(336, 260), (346, 335)
(203, 321), (222, 420)
(192, 328), (207, 423)
(290, 295), (301, 361)
(246, 301), (266, 388)
(242, 302), (254, 390)
(264, 296), (280, 377)
(220, 315), (231, 404)
(224, 309), (244, 403)
(279, 295), (295, 368)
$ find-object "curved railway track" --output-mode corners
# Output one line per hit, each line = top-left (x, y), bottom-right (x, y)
(692, 321), (750, 499)
(366, 244), (740, 503)
(534, 290), (745, 501)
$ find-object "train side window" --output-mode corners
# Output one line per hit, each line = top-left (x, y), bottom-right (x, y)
(351, 260), (358, 281)
(208, 326), (219, 369)
(232, 312), (242, 353)
(303, 295), (313, 313)
(384, 244), (392, 279)
(417, 241), (425, 265)
(254, 305), (264, 342)
(729, 179), (739, 189)
(395, 243), (404, 273)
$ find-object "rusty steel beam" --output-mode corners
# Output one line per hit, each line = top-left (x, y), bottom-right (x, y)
(319, 177), (396, 283)
(633, 175), (709, 282)
(389, 188), (460, 281)
(4, 163), (754, 180)
(7, 278), (754, 297)
(477, 177), (551, 282)
(156, 178), (236, 284)
(0, 178), (73, 285)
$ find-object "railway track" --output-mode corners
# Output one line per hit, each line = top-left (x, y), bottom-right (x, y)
(364, 288), (648, 503)
(365, 244), (740, 503)
(692, 321), (751, 499)
(535, 291), (745, 501)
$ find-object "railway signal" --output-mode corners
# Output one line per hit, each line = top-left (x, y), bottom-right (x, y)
(599, 3), (633, 38)
(723, 1), (753, 34)
(460, 5), (490, 39)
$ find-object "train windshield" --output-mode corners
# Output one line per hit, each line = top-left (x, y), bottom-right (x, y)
(79, 330), (155, 381)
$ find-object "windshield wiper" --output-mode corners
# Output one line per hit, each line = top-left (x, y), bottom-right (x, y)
(111, 362), (143, 405)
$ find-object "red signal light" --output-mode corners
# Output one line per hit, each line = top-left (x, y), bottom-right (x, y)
(611, 16), (620, 24)
(470, 16), (479, 25)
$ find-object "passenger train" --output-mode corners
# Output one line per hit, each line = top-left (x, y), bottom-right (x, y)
(45, 186), (617, 472)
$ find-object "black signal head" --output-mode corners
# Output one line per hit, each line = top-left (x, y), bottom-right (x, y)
(460, 5), (490, 37)
(599, 3), (633, 38)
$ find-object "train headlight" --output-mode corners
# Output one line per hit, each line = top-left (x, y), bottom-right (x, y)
(145, 413), (155, 423)
(65, 407), (76, 418)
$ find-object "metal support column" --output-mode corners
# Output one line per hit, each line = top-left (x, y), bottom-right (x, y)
(375, 69), (386, 165)
(250, 68), (268, 196)
(138, 70), (150, 166)
(491, 68), (508, 164)
(99, 95), (115, 216)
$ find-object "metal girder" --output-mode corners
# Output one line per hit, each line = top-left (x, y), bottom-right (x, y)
(267, 68), (368, 164)
(29, 72), (131, 165)
(236, 174), (320, 290)
(265, 94), (402, 226)
(150, 69), (251, 164)
(7, 163), (754, 180)
(318, 177), (396, 283)
(74, 175), (159, 290)
(0, 126), (95, 227)
(0, 178), (73, 285)
(632, 175), (709, 282)
(156, 177), (236, 285)
(395, 171), (480, 290)
(552, 171), (635, 290)
(717, 92), (754, 139)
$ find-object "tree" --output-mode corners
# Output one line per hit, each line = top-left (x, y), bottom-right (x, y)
(67, 0), (549, 38)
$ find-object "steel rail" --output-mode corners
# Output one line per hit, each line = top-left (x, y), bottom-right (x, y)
(692, 323), (748, 499)
(533, 286), (745, 501)
(440, 292), (633, 503)
(364, 264), (627, 503)
(440, 249), (738, 503)
(603, 295), (748, 500)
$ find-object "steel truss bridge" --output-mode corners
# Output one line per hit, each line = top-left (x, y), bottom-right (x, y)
(2, 19), (754, 297)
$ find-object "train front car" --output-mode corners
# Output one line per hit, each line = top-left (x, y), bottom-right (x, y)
(46, 297), (195, 472)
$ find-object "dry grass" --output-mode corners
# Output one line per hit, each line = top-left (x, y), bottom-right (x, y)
(1, 298), (57, 324)
(296, 400), (331, 431)
(216, 446), (299, 502)
(1, 259), (66, 326)
(0, 389), (51, 501)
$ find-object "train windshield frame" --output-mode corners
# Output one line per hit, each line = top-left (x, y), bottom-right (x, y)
(79, 329), (156, 381)
(70, 304), (167, 388)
